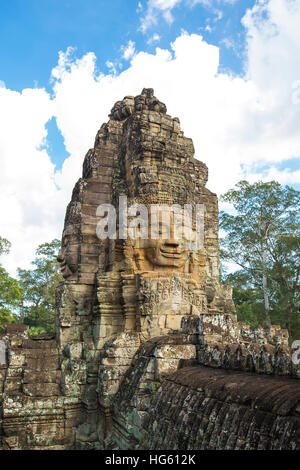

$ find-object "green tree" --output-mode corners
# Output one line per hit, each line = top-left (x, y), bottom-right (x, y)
(18, 239), (63, 333)
(0, 237), (22, 332)
(267, 234), (300, 339)
(0, 267), (22, 332)
(224, 270), (265, 328)
(220, 180), (300, 339)
(0, 236), (11, 257)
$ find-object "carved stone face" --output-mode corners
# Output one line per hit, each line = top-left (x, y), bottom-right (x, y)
(132, 212), (195, 270)
(144, 237), (188, 268)
(57, 225), (79, 279)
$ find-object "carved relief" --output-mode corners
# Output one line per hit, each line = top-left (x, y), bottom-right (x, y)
(1, 88), (297, 452)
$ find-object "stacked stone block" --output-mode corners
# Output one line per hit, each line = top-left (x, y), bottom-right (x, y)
(0, 89), (299, 450)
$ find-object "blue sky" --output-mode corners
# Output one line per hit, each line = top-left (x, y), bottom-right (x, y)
(1, 0), (300, 274)
(1, 1), (254, 94)
(2, 0), (255, 170)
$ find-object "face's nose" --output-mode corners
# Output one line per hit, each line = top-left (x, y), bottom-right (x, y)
(57, 249), (64, 263)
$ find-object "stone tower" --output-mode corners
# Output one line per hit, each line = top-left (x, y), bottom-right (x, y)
(0, 89), (299, 450)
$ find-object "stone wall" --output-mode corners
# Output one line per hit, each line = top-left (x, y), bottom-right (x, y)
(99, 333), (300, 450)
(0, 325), (83, 449)
(141, 366), (300, 450)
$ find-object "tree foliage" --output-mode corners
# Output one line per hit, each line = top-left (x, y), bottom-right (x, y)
(0, 266), (22, 332)
(17, 239), (63, 333)
(0, 237), (11, 257)
(224, 270), (266, 328)
(0, 238), (22, 332)
(220, 180), (300, 340)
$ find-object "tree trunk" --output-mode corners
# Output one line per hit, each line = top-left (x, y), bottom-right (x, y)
(261, 239), (271, 329)
(262, 273), (271, 329)
(20, 299), (24, 323)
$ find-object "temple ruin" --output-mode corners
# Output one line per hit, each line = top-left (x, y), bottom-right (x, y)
(0, 88), (300, 450)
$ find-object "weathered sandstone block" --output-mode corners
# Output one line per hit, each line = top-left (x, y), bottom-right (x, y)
(1, 89), (299, 450)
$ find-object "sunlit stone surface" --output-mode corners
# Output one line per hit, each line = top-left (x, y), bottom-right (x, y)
(0, 89), (299, 450)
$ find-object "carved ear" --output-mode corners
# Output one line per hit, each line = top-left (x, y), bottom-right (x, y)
(124, 245), (134, 258)
(132, 248), (145, 271)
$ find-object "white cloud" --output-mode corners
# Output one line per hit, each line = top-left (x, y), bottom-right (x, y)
(147, 33), (161, 44)
(0, 86), (62, 275)
(105, 60), (118, 75)
(189, 0), (237, 5)
(220, 38), (234, 49)
(140, 0), (182, 31)
(140, 0), (237, 31)
(239, 0), (300, 165)
(39, 0), (300, 197)
(121, 40), (136, 60)
(151, 0), (181, 8)
(247, 166), (300, 185)
(213, 8), (223, 21)
(1, 0), (300, 276)
(219, 37), (242, 57)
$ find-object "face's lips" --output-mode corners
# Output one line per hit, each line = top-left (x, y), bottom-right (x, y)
(161, 253), (183, 259)
(159, 246), (186, 258)
(60, 260), (67, 271)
